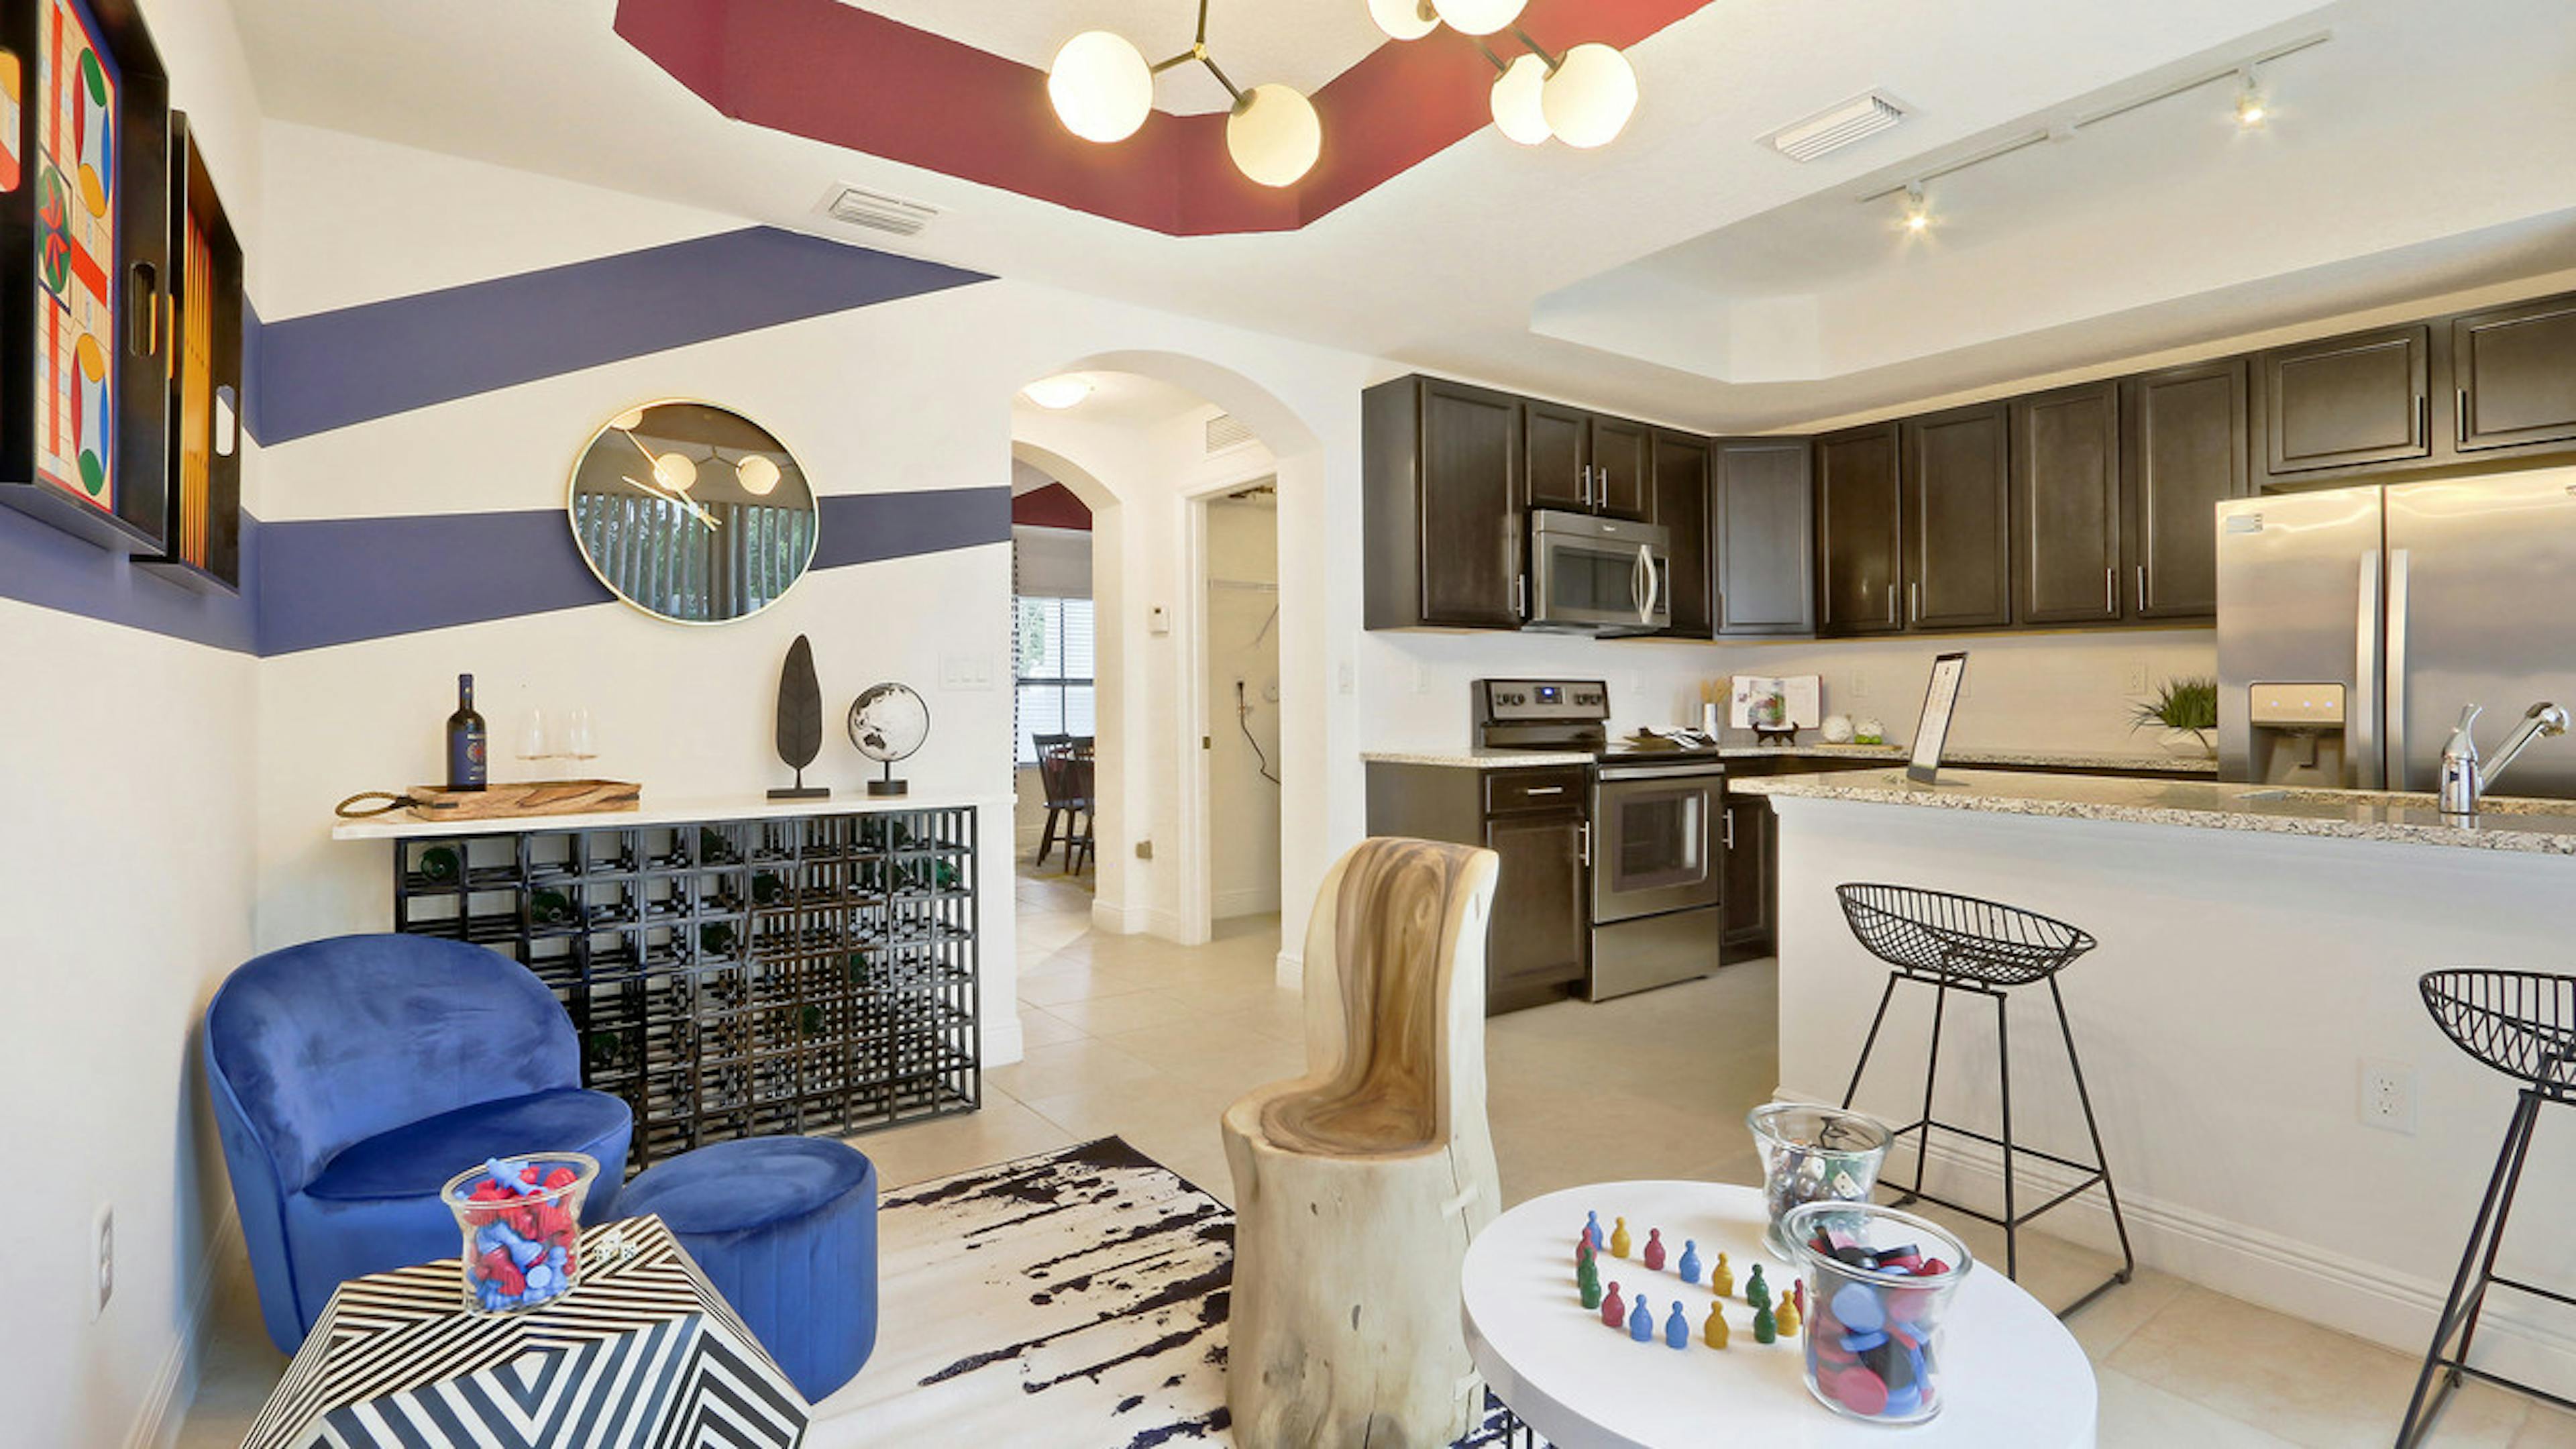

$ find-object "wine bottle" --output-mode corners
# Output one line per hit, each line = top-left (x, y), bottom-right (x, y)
(447, 673), (489, 791)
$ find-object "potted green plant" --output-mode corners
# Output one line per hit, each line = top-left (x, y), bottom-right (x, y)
(2131, 676), (2219, 758)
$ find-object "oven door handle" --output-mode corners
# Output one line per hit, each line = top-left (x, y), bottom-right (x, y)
(1596, 763), (1729, 782)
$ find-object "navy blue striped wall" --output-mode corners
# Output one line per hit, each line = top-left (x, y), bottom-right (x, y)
(0, 227), (1002, 655)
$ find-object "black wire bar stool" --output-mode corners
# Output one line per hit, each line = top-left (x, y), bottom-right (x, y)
(2398, 970), (2576, 1447)
(1835, 883), (2135, 1318)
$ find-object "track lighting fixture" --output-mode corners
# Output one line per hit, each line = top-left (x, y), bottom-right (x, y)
(2233, 65), (2269, 127)
(1900, 182), (1931, 234)
(1046, 0), (1322, 187)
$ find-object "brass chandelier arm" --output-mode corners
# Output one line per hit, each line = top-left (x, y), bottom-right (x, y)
(1146, 0), (1244, 105)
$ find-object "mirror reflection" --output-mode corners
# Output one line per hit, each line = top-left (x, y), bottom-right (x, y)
(568, 400), (818, 624)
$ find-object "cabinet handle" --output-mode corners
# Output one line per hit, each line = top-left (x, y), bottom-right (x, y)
(1525, 786), (1565, 797)
(2104, 566), (2115, 616)
(2136, 565), (2147, 614)
(1909, 581), (1920, 625)
(1578, 821), (1592, 867)
(2417, 393), (2428, 448)
(1514, 575), (1527, 618)
(1723, 809), (1735, 850)
(2457, 387), (2469, 445)
(1886, 583), (1896, 624)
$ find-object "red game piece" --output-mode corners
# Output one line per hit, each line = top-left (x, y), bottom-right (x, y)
(1601, 1282), (1625, 1329)
(1642, 1229), (1666, 1272)
(1831, 1365), (1890, 1417)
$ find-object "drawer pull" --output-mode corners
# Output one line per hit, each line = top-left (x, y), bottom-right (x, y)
(1523, 786), (1564, 796)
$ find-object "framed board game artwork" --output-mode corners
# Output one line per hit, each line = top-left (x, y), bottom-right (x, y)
(136, 110), (243, 592)
(0, 0), (170, 554)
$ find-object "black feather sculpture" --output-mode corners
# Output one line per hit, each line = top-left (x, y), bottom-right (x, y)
(768, 634), (828, 800)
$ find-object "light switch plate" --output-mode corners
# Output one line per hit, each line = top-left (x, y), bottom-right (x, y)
(938, 654), (995, 690)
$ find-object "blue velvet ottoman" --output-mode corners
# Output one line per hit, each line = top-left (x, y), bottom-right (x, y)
(610, 1136), (879, 1401)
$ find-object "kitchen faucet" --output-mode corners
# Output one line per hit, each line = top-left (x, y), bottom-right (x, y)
(2439, 702), (2572, 815)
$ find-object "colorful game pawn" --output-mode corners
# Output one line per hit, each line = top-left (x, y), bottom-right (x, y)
(1642, 1228), (1666, 1272)
(1576, 1234), (1595, 1271)
(1745, 1263), (1770, 1311)
(1578, 1255), (1603, 1310)
(1711, 1252), (1735, 1297)
(1703, 1301), (1729, 1349)
(1774, 1287), (1802, 1338)
(1794, 1280), (1807, 1319)
(1628, 1295), (1654, 1343)
(1601, 1281), (1625, 1329)
(1585, 1211), (1604, 1253)
(1753, 1303), (1778, 1344)
(1677, 1240), (1703, 1284)
(1665, 1301), (1690, 1350)
(1610, 1217), (1633, 1259)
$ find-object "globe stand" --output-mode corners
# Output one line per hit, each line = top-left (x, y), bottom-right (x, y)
(867, 761), (907, 798)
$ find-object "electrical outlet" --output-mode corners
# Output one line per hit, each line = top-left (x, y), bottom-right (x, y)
(93, 1205), (113, 1318)
(2361, 1060), (2418, 1134)
(2126, 659), (2150, 695)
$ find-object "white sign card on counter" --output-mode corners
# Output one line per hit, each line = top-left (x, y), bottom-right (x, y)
(1728, 675), (1822, 730)
(1909, 653), (1970, 784)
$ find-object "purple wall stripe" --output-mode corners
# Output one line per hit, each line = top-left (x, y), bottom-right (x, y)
(252, 227), (991, 444)
(254, 486), (1008, 656)
(0, 502), (260, 653)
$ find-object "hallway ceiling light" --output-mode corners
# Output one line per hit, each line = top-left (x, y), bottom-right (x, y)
(1046, 31), (1155, 143)
(1540, 42), (1640, 150)
(1366, 0), (1438, 43)
(1431, 0), (1527, 37)
(1021, 375), (1094, 409)
(1489, 52), (1552, 146)
(1046, 1), (1321, 187)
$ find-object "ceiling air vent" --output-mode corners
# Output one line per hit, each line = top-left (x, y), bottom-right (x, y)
(1205, 413), (1255, 455)
(1762, 91), (1909, 162)
(818, 184), (941, 238)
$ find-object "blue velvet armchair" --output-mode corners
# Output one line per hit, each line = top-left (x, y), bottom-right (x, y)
(205, 934), (633, 1352)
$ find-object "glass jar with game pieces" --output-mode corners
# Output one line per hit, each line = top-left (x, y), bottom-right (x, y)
(442, 1153), (599, 1314)
(1782, 1200), (1972, 1426)
(1747, 1103), (1890, 1255)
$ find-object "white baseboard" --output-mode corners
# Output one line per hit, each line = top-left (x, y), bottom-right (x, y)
(1275, 950), (1303, 991)
(981, 1013), (1026, 1069)
(1214, 886), (1281, 919)
(1090, 899), (1150, 935)
(1817, 1101), (2576, 1401)
(127, 1205), (240, 1449)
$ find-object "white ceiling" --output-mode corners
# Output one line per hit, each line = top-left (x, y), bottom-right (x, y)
(853, 1), (1391, 115)
(227, 0), (2576, 434)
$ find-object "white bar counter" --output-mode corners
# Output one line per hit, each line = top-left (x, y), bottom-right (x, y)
(330, 790), (1014, 841)
(1748, 769), (2576, 1401)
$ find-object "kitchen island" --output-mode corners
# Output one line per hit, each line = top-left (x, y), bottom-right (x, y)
(1735, 768), (2576, 1399)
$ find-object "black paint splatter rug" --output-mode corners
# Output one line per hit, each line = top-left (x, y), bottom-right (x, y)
(805, 1137), (1542, 1449)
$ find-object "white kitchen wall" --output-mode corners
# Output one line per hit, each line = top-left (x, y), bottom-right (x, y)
(0, 4), (267, 1446)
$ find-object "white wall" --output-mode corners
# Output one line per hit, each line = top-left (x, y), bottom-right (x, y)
(1205, 494), (1281, 919)
(1360, 628), (2216, 756)
(0, 1), (267, 1444)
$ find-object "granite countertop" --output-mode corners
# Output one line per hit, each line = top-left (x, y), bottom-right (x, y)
(1361, 749), (1596, 769)
(1733, 767), (2576, 855)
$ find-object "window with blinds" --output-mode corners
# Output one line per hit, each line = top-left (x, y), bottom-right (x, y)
(574, 494), (816, 621)
(1014, 596), (1095, 764)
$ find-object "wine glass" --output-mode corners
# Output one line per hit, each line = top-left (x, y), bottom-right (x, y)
(517, 706), (552, 761)
(564, 707), (597, 761)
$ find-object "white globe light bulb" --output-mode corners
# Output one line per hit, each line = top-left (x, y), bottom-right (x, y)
(1227, 84), (1322, 189)
(736, 454), (781, 496)
(1367, 0), (1438, 42)
(1430, 0), (1527, 37)
(609, 407), (646, 433)
(652, 451), (698, 492)
(1541, 43), (1638, 150)
(1047, 31), (1154, 144)
(1490, 53), (1551, 145)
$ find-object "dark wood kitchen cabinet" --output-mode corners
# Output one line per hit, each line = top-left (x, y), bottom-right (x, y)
(2258, 323), (2430, 480)
(1719, 793), (1774, 962)
(2451, 294), (2576, 455)
(1364, 375), (1525, 630)
(1815, 423), (1904, 635)
(1366, 759), (1586, 1014)
(2013, 382), (2123, 626)
(1524, 400), (1650, 519)
(2123, 358), (2249, 621)
(1591, 417), (1653, 519)
(1647, 430), (1713, 638)
(1901, 402), (2013, 630)
(1714, 439), (1814, 636)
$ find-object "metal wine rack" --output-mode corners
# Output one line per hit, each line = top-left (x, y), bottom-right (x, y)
(388, 807), (980, 1173)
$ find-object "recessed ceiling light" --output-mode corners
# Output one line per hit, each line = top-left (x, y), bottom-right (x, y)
(1022, 376), (1093, 410)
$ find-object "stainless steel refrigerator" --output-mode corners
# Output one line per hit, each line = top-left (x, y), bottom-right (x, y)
(2217, 468), (2576, 798)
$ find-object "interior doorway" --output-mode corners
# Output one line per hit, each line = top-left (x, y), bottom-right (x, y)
(1197, 480), (1283, 925)
(1008, 458), (1099, 902)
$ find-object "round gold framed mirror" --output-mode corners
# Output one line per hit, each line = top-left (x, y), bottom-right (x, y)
(568, 400), (818, 625)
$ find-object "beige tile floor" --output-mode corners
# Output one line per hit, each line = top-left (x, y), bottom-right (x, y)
(176, 865), (2576, 1447)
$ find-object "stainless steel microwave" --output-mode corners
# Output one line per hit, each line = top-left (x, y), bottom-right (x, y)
(1526, 509), (1670, 635)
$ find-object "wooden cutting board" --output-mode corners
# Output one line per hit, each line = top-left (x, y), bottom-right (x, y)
(397, 780), (641, 821)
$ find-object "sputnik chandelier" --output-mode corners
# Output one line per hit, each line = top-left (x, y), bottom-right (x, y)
(1046, 0), (1642, 189)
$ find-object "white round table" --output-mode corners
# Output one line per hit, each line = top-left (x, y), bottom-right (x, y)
(1461, 1181), (2096, 1448)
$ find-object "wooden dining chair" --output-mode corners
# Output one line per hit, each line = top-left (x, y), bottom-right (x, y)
(1033, 735), (1094, 874)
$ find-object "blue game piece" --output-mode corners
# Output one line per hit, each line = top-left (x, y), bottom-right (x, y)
(1840, 1330), (1888, 1354)
(1882, 1384), (1923, 1418)
(1831, 1281), (1886, 1334)
(484, 1158), (541, 1197)
(1677, 1240), (1702, 1284)
(1665, 1301), (1690, 1349)
(1629, 1295), (1654, 1342)
(1585, 1211), (1603, 1252)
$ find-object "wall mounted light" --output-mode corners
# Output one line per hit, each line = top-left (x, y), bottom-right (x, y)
(1021, 376), (1094, 410)
(1046, 0), (1322, 187)
(2233, 65), (2269, 127)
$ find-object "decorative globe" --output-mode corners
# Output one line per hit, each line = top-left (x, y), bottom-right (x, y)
(848, 683), (930, 765)
(1822, 714), (1856, 745)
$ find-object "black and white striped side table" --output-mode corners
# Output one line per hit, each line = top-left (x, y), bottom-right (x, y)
(242, 1214), (810, 1448)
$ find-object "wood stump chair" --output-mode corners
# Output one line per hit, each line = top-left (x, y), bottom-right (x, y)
(1221, 837), (1503, 1449)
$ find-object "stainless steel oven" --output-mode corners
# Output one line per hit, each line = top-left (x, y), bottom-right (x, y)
(1588, 758), (1725, 1000)
(1527, 510), (1670, 635)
